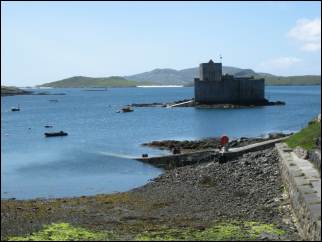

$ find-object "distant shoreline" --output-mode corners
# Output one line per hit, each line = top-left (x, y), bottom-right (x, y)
(17, 84), (321, 89)
(136, 85), (184, 88)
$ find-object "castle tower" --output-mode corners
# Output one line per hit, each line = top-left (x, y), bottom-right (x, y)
(199, 59), (222, 82)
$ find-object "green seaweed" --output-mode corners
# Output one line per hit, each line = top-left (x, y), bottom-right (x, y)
(244, 222), (285, 238)
(135, 221), (285, 241)
(7, 221), (285, 241)
(8, 223), (114, 241)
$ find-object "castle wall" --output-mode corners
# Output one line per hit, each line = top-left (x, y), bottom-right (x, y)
(194, 78), (239, 104)
(194, 78), (265, 104)
(239, 78), (265, 103)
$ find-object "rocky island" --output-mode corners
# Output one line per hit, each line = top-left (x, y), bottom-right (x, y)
(1, 86), (66, 96)
(131, 98), (285, 109)
(1, 86), (32, 96)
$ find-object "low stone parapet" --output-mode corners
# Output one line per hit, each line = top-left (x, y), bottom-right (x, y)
(276, 143), (321, 241)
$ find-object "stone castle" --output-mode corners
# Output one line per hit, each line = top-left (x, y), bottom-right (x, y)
(194, 60), (265, 104)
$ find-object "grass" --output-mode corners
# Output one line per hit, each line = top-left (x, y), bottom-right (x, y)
(285, 120), (321, 150)
(7, 221), (285, 241)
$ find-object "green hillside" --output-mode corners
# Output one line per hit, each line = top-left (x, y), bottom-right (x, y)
(39, 76), (153, 88)
(264, 75), (321, 86)
(184, 75), (321, 87)
(39, 71), (321, 88)
(126, 66), (321, 86)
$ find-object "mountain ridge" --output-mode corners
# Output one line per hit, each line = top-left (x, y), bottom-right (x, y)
(38, 66), (321, 87)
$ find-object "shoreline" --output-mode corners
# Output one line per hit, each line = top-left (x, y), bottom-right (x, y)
(136, 85), (184, 88)
(1, 146), (300, 240)
(1, 133), (302, 240)
(142, 132), (291, 154)
(1, 132), (292, 201)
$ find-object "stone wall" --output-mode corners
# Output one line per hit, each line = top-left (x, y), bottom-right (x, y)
(194, 77), (265, 104)
(276, 143), (321, 241)
(308, 150), (321, 174)
(239, 78), (265, 103)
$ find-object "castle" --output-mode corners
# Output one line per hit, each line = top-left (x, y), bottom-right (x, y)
(194, 60), (265, 104)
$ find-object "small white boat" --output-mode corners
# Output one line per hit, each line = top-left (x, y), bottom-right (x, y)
(11, 105), (20, 112)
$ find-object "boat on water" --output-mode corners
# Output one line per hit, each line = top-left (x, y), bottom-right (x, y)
(44, 125), (53, 128)
(44, 131), (68, 137)
(11, 105), (20, 112)
(121, 106), (134, 112)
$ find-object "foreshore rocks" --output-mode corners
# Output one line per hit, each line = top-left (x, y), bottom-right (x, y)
(131, 102), (166, 107)
(129, 147), (299, 240)
(143, 133), (291, 153)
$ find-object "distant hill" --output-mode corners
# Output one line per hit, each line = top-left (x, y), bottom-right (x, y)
(39, 66), (321, 88)
(125, 67), (320, 86)
(39, 76), (154, 88)
(124, 66), (250, 85)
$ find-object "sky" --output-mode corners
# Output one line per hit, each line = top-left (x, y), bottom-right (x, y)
(1, 1), (321, 86)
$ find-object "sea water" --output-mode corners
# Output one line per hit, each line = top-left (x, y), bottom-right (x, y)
(1, 86), (320, 199)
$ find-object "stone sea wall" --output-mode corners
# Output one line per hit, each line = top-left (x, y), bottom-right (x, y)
(276, 143), (321, 241)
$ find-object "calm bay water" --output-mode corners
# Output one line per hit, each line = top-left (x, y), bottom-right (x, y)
(1, 86), (321, 199)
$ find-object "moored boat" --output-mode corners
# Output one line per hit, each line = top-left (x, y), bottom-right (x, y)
(44, 131), (68, 137)
(11, 105), (20, 111)
(121, 106), (134, 112)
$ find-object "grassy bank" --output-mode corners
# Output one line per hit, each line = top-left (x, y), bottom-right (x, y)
(285, 120), (321, 150)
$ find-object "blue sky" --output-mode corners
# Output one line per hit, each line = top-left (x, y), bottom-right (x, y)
(1, 1), (321, 86)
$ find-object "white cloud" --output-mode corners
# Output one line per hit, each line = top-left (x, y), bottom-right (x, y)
(287, 18), (321, 51)
(260, 57), (302, 69)
(301, 42), (321, 51)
